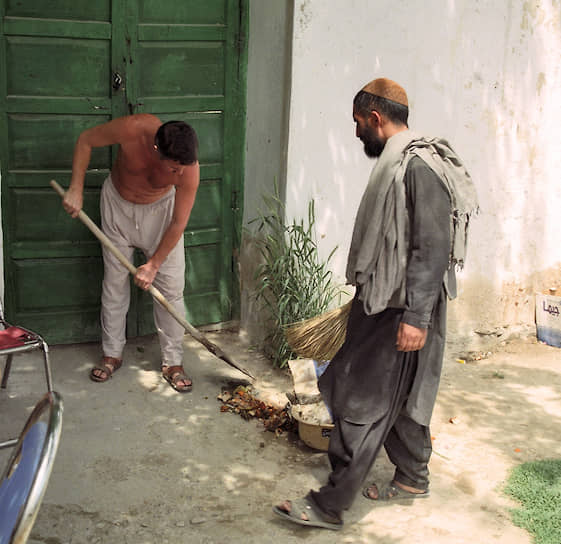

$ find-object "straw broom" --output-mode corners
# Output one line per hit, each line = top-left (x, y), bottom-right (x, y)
(284, 300), (352, 361)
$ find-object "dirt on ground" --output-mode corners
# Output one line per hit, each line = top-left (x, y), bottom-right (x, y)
(1, 328), (560, 544)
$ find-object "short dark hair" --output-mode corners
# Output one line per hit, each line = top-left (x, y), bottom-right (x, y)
(353, 90), (409, 127)
(155, 121), (198, 165)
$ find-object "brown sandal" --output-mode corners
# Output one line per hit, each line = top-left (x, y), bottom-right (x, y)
(90, 356), (122, 383)
(162, 365), (192, 393)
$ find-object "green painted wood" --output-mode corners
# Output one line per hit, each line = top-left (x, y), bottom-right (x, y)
(11, 244), (101, 259)
(200, 164), (224, 179)
(138, 25), (226, 41)
(9, 188), (103, 243)
(6, 97), (112, 114)
(110, 1), (129, 120)
(1, 1), (117, 342)
(10, 229), (224, 259)
(138, 0), (226, 24)
(7, 114), (112, 169)
(0, 0), (248, 344)
(0, 2), (12, 325)
(4, 18), (111, 39)
(186, 245), (222, 293)
(14, 257), (103, 310)
(221, 0), (248, 320)
(136, 96), (225, 113)
(15, 310), (102, 344)
(188, 181), (222, 230)
(6, 37), (110, 96)
(136, 43), (225, 97)
(6, 170), (107, 188)
(4, 0), (110, 21)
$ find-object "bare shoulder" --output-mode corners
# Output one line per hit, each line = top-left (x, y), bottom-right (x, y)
(177, 162), (200, 192)
(128, 113), (161, 128)
(86, 114), (160, 150)
(120, 113), (161, 137)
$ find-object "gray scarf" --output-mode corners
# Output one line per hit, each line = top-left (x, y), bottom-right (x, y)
(345, 129), (479, 315)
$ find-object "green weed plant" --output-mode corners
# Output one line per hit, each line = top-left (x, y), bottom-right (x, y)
(504, 459), (561, 544)
(251, 193), (342, 367)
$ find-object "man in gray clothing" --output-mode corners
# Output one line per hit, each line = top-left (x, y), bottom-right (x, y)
(273, 78), (478, 529)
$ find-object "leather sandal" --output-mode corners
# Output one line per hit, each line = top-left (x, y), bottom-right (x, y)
(272, 496), (343, 530)
(90, 356), (122, 383)
(362, 481), (430, 501)
(162, 365), (192, 393)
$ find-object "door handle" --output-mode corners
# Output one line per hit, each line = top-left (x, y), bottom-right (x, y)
(112, 72), (123, 91)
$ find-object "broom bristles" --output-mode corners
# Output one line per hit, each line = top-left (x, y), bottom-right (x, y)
(285, 300), (352, 361)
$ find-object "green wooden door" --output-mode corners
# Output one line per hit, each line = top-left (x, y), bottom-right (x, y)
(0, 0), (247, 344)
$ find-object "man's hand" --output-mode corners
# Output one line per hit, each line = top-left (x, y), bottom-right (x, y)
(135, 262), (158, 291)
(396, 322), (428, 352)
(62, 185), (84, 218)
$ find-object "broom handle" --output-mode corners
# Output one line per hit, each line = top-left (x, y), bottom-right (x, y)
(50, 180), (255, 379)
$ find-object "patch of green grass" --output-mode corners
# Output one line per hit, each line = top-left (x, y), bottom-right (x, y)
(504, 459), (561, 544)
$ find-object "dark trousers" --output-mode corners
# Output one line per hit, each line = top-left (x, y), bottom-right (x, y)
(310, 350), (432, 519)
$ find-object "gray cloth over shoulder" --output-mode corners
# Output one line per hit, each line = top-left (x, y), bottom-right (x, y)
(345, 130), (479, 315)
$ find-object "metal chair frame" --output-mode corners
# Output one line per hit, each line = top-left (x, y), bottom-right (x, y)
(0, 391), (63, 544)
(0, 300), (52, 392)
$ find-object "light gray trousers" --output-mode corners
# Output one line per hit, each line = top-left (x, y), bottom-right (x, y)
(100, 176), (186, 367)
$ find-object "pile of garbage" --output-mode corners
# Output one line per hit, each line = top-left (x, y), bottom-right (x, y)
(217, 385), (297, 435)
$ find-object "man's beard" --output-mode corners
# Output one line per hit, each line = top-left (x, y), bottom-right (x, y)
(361, 128), (385, 158)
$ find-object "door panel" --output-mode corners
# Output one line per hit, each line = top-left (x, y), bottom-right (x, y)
(15, 258), (103, 310)
(8, 115), (111, 169)
(137, 43), (225, 96)
(6, 37), (110, 96)
(4, 0), (110, 21)
(138, 0), (226, 24)
(0, 0), (247, 343)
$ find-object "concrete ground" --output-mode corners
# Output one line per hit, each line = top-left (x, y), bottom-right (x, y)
(1, 329), (560, 544)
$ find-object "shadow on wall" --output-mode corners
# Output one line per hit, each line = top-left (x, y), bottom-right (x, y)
(238, 232), (272, 352)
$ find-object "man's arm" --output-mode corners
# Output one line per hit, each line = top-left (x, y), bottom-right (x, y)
(134, 162), (200, 290)
(62, 116), (138, 217)
(397, 156), (451, 352)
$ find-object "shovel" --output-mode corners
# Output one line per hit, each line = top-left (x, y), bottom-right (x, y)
(50, 179), (255, 381)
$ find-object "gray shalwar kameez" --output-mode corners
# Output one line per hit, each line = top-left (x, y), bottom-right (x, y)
(310, 156), (453, 519)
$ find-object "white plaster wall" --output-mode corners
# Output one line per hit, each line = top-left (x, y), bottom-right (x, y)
(285, 0), (561, 341)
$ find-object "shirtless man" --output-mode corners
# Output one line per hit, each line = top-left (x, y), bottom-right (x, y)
(63, 114), (199, 392)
